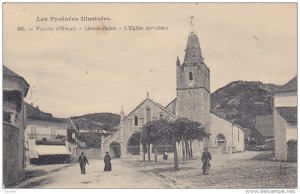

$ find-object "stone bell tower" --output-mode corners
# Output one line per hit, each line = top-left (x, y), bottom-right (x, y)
(176, 31), (211, 139)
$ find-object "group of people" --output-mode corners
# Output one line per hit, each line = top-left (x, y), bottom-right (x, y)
(78, 148), (213, 175)
(78, 151), (112, 174)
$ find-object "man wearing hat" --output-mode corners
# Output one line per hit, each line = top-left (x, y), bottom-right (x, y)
(78, 152), (89, 174)
(104, 151), (112, 171)
(201, 148), (212, 175)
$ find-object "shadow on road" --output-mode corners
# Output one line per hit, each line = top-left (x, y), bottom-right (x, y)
(250, 152), (275, 161)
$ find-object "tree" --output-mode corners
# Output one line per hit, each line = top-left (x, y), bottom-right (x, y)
(171, 118), (209, 167)
(140, 119), (169, 162)
(140, 118), (209, 171)
(165, 120), (183, 171)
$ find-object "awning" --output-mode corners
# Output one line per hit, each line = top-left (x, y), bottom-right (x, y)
(36, 145), (71, 156)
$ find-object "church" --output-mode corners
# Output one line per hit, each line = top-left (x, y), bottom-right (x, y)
(102, 30), (245, 158)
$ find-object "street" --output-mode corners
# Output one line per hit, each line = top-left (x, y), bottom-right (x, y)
(17, 151), (297, 189)
(19, 159), (170, 188)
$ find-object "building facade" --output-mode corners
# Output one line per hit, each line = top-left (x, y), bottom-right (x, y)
(102, 31), (245, 158)
(24, 103), (74, 164)
(3, 66), (29, 187)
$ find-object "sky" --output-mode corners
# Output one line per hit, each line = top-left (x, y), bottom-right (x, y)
(3, 3), (297, 118)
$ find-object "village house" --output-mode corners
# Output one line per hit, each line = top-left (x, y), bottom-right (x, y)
(24, 102), (77, 164)
(273, 76), (297, 162)
(101, 31), (245, 158)
(3, 66), (30, 187)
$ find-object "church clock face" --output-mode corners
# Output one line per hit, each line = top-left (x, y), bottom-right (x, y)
(188, 81), (194, 87)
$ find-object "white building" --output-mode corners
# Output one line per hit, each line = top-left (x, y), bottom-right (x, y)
(273, 76), (297, 162)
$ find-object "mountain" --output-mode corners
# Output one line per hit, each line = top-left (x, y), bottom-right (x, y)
(211, 81), (280, 129)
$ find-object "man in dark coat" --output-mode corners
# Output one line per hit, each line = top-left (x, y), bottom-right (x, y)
(78, 152), (89, 174)
(201, 148), (212, 175)
(104, 151), (112, 171)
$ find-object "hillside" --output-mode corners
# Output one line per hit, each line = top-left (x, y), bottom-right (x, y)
(71, 113), (120, 132)
(25, 102), (68, 123)
(211, 81), (280, 129)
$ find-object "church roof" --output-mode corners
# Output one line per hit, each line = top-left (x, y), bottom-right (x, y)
(275, 76), (297, 93)
(183, 32), (203, 65)
(210, 110), (244, 131)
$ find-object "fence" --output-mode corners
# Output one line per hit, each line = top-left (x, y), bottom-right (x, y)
(127, 144), (175, 155)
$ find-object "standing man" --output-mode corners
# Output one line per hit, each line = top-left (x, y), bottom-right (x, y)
(201, 148), (212, 175)
(104, 151), (112, 171)
(78, 152), (89, 174)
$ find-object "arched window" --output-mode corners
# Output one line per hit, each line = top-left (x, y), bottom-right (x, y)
(159, 114), (163, 119)
(146, 107), (151, 123)
(134, 116), (138, 126)
(189, 71), (193, 80)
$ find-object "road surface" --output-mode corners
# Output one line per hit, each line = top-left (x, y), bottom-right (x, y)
(23, 159), (170, 188)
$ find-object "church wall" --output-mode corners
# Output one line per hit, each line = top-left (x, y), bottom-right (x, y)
(103, 99), (176, 158)
(210, 113), (245, 153)
(232, 124), (245, 152)
(122, 99), (176, 149)
(210, 113), (232, 153)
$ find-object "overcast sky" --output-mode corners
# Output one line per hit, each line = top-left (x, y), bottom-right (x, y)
(3, 3), (297, 118)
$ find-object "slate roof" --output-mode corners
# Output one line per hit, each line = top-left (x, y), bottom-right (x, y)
(3, 66), (30, 94)
(3, 66), (20, 77)
(275, 76), (297, 93)
(165, 98), (177, 114)
(255, 115), (274, 137)
(276, 107), (297, 124)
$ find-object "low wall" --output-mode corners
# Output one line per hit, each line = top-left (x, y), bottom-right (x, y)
(287, 140), (297, 162)
(76, 148), (102, 160)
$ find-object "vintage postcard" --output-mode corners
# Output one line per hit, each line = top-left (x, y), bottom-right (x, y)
(2, 2), (297, 191)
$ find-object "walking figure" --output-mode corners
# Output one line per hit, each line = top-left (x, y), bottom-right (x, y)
(104, 151), (112, 171)
(201, 148), (212, 175)
(163, 150), (168, 160)
(78, 152), (89, 174)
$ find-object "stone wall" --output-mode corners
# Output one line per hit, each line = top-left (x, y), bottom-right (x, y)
(287, 140), (297, 162)
(176, 89), (210, 131)
(3, 122), (22, 187)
